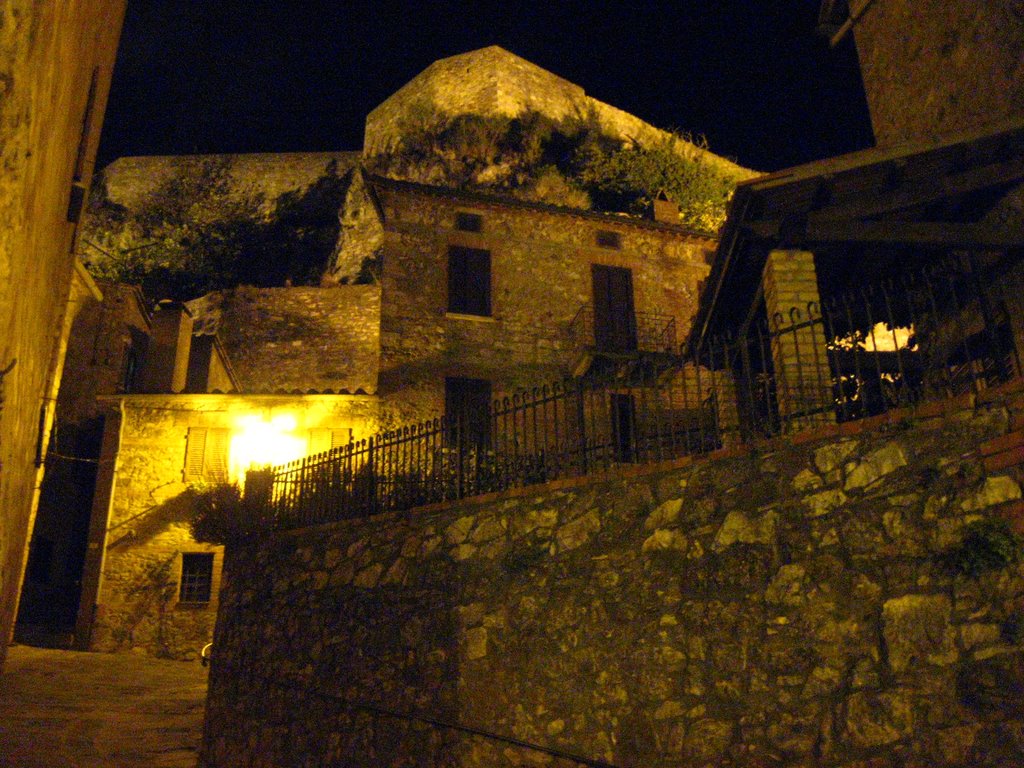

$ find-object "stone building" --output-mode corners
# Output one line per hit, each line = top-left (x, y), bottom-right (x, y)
(65, 170), (714, 657)
(0, 0), (125, 669)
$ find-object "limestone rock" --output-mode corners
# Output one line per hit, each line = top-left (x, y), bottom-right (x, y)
(845, 442), (908, 490)
(882, 594), (956, 673)
(712, 509), (778, 551)
(844, 690), (915, 747)
(804, 488), (848, 518)
(961, 475), (1022, 512)
(556, 510), (600, 552)
(464, 627), (488, 660)
(793, 468), (823, 492)
(765, 564), (807, 606)
(645, 498), (683, 530)
(641, 528), (688, 553)
(814, 440), (859, 474)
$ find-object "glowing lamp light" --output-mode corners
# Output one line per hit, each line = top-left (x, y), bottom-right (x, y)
(229, 414), (307, 482)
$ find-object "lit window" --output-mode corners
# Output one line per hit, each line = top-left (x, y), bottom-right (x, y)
(184, 427), (230, 484)
(448, 246), (491, 316)
(179, 553), (214, 604)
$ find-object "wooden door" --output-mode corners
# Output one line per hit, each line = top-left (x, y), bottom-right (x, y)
(592, 265), (637, 352)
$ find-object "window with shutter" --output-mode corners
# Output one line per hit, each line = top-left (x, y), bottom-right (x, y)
(308, 428), (351, 456)
(184, 427), (231, 483)
(447, 246), (491, 316)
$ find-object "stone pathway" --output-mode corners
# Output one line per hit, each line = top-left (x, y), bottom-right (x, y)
(0, 644), (208, 768)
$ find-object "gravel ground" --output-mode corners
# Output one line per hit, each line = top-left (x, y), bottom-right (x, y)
(0, 644), (208, 768)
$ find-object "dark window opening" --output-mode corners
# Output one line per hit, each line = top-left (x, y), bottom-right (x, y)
(592, 264), (637, 352)
(596, 230), (622, 249)
(179, 553), (214, 604)
(445, 377), (492, 449)
(610, 393), (637, 462)
(448, 246), (492, 316)
(456, 212), (483, 232)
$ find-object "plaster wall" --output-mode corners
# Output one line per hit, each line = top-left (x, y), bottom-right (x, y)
(851, 0), (1024, 146)
(0, 0), (124, 667)
(79, 394), (379, 658)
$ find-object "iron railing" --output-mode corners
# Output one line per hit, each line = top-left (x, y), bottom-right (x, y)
(252, 254), (1022, 530)
(568, 305), (677, 356)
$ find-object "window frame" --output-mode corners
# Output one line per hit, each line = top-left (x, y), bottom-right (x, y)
(179, 552), (215, 605)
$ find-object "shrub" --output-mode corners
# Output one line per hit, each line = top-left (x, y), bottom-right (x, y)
(941, 518), (1022, 578)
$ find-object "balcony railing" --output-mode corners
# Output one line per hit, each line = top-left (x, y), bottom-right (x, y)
(568, 305), (677, 357)
(250, 253), (1023, 531)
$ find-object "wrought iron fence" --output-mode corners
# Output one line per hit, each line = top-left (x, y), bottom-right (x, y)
(253, 254), (1022, 530)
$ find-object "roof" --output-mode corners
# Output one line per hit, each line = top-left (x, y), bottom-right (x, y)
(365, 173), (717, 241)
(689, 118), (1024, 349)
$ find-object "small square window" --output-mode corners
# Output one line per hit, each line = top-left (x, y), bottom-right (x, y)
(179, 553), (214, 604)
(455, 212), (483, 232)
(448, 246), (491, 316)
(596, 230), (622, 249)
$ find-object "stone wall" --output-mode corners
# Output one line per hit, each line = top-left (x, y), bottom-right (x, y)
(0, 0), (124, 667)
(187, 285), (381, 394)
(77, 394), (380, 659)
(375, 180), (714, 425)
(851, 0), (1024, 146)
(204, 383), (1024, 767)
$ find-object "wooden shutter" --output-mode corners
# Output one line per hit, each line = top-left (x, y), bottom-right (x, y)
(448, 246), (491, 316)
(332, 428), (352, 448)
(591, 264), (637, 353)
(205, 429), (230, 483)
(184, 428), (208, 482)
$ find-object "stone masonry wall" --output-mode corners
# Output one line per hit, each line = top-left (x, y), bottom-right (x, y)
(187, 285), (381, 394)
(81, 394), (379, 659)
(204, 383), (1024, 767)
(376, 183), (713, 426)
(0, 0), (124, 667)
(852, 0), (1024, 146)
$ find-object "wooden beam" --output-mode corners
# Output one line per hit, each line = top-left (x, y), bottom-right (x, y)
(801, 220), (1023, 250)
(808, 153), (1024, 222)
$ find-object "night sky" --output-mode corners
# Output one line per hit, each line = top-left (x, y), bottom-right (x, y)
(97, 1), (874, 173)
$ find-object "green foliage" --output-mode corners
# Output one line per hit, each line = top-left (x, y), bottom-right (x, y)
(369, 108), (739, 233)
(941, 518), (1022, 578)
(85, 158), (350, 301)
(189, 483), (248, 545)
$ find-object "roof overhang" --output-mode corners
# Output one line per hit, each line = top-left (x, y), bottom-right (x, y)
(688, 118), (1024, 351)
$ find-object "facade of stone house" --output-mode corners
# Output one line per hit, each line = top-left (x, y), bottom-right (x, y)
(361, 173), (716, 428)
(0, 0), (126, 668)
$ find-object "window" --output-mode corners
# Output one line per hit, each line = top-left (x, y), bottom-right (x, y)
(596, 230), (622, 249)
(455, 212), (483, 232)
(445, 377), (492, 449)
(184, 427), (230, 484)
(179, 553), (214, 604)
(308, 428), (352, 455)
(448, 246), (491, 316)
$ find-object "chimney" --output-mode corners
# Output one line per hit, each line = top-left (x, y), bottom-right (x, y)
(652, 189), (679, 224)
(139, 301), (194, 393)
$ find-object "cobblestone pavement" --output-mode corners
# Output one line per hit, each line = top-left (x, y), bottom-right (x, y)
(0, 644), (208, 768)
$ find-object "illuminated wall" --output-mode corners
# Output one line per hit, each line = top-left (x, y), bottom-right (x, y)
(0, 0), (125, 668)
(75, 393), (379, 658)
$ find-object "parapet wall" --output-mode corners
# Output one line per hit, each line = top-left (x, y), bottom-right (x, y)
(203, 382), (1024, 767)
